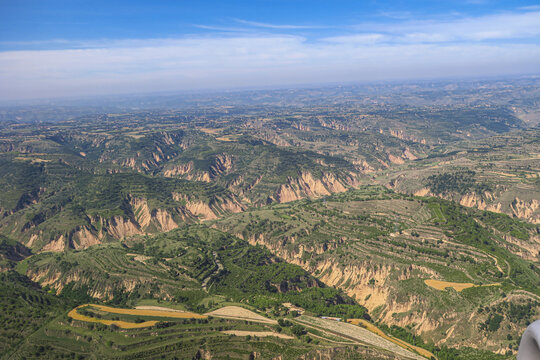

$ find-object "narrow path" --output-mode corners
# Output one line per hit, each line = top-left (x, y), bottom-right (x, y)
(511, 290), (540, 302)
(202, 251), (223, 291)
(483, 252), (505, 275)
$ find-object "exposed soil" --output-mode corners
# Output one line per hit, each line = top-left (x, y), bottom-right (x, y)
(222, 330), (293, 339)
(206, 306), (277, 324)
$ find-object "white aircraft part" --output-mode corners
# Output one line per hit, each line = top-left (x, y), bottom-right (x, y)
(518, 320), (540, 360)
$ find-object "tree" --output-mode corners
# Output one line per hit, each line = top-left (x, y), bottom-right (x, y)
(291, 324), (306, 337)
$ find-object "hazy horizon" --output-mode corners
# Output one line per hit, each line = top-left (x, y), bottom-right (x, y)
(1, 0), (539, 101)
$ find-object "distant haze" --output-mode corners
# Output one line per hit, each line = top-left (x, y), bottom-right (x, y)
(0, 1), (539, 101)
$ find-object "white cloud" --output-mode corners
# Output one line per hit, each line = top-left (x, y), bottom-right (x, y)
(322, 33), (387, 44)
(233, 19), (323, 30)
(0, 10), (539, 100)
(352, 10), (540, 43)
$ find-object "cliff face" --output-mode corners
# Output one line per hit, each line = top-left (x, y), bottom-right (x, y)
(130, 197), (152, 228)
(243, 232), (437, 335)
(273, 171), (353, 203)
(458, 192), (503, 214)
(173, 192), (245, 220)
(104, 215), (143, 239)
(210, 154), (234, 176)
(381, 128), (427, 145)
(511, 197), (540, 223)
(231, 221), (534, 351)
(163, 162), (193, 177)
(457, 193), (540, 224)
(352, 159), (375, 173)
(5, 183), (251, 253)
(70, 227), (102, 250)
(407, 186), (540, 224)
(163, 154), (234, 182)
(40, 235), (66, 253)
(26, 264), (155, 300)
(184, 200), (218, 220)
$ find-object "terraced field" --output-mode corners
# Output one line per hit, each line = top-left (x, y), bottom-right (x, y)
(385, 129), (540, 224)
(347, 318), (436, 359)
(214, 187), (539, 352)
(296, 316), (426, 360)
(1, 87), (539, 359)
(15, 309), (314, 359)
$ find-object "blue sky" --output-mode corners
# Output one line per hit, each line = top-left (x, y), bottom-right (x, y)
(0, 0), (539, 100)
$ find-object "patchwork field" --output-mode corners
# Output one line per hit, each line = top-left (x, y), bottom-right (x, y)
(347, 318), (436, 360)
(296, 316), (426, 360)
(206, 306), (278, 324)
(214, 187), (539, 353)
(1, 81), (539, 359)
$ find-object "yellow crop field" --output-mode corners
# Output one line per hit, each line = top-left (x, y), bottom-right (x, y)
(68, 304), (207, 329)
(424, 279), (500, 292)
(68, 307), (157, 329)
(425, 279), (475, 291)
(90, 304), (207, 318)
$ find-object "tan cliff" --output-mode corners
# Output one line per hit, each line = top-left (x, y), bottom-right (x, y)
(256, 131), (290, 147)
(172, 192), (244, 220)
(387, 154), (405, 165)
(40, 235), (66, 253)
(380, 129), (427, 144)
(273, 171), (353, 203)
(163, 162), (193, 177)
(458, 193), (539, 223)
(402, 148), (418, 161)
(409, 188), (538, 223)
(130, 197), (152, 228)
(511, 197), (540, 223)
(352, 159), (375, 173)
(104, 215), (143, 239)
(152, 209), (178, 231)
(31, 200), (191, 252)
(185, 200), (218, 220)
(292, 122), (310, 131)
(414, 188), (431, 197)
(70, 227), (102, 250)
(215, 196), (245, 214)
(210, 154), (234, 177)
(241, 231), (441, 338)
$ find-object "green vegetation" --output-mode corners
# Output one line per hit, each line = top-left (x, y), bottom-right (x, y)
(427, 199), (539, 292)
(0, 271), (65, 357)
(377, 323), (509, 360)
(0, 90), (537, 359)
(426, 170), (492, 195)
(214, 186), (539, 355)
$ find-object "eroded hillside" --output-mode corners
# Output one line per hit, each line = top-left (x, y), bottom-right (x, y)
(0, 80), (539, 359)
